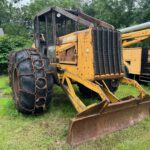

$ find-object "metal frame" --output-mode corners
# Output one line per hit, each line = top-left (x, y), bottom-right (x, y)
(34, 6), (118, 57)
(122, 29), (150, 47)
(59, 71), (148, 115)
(78, 11), (114, 29)
(35, 6), (114, 29)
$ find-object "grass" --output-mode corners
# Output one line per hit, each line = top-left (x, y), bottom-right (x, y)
(0, 76), (12, 96)
(0, 75), (150, 150)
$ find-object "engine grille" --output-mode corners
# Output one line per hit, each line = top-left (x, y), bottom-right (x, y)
(93, 28), (123, 75)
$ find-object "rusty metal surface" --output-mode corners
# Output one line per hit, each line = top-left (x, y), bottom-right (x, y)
(35, 7), (94, 27)
(59, 46), (77, 63)
(34, 6), (116, 29)
(76, 100), (108, 118)
(10, 49), (54, 114)
(78, 11), (114, 30)
(54, 7), (94, 28)
(67, 97), (150, 146)
(94, 73), (123, 80)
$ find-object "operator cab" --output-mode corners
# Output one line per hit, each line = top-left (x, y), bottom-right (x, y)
(34, 7), (87, 62)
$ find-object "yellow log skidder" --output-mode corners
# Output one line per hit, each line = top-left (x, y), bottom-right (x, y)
(8, 7), (150, 145)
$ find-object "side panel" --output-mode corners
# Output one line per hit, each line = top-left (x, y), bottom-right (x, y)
(56, 29), (95, 80)
(123, 47), (142, 75)
(77, 29), (95, 80)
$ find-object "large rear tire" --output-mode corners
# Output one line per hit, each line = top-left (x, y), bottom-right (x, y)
(124, 66), (129, 78)
(78, 84), (97, 98)
(105, 79), (119, 93)
(78, 79), (119, 98)
(9, 49), (54, 114)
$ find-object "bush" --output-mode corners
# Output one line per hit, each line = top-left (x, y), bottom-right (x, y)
(0, 35), (32, 74)
(2, 23), (30, 38)
(9, 36), (31, 48)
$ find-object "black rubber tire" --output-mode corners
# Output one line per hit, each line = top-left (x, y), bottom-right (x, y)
(105, 79), (119, 93)
(78, 79), (119, 98)
(124, 66), (129, 78)
(78, 84), (97, 98)
(9, 49), (54, 114)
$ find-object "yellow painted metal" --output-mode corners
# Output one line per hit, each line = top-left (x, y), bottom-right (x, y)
(57, 33), (77, 44)
(148, 50), (150, 63)
(119, 77), (147, 98)
(122, 29), (150, 47)
(59, 70), (148, 115)
(123, 47), (142, 75)
(56, 28), (123, 81)
(122, 29), (150, 75)
(57, 42), (76, 53)
(122, 28), (150, 75)
(64, 72), (110, 102)
(56, 42), (78, 64)
(60, 71), (109, 113)
(56, 28), (95, 81)
(61, 74), (86, 113)
(122, 36), (149, 47)
(98, 80), (119, 103)
(54, 27), (149, 115)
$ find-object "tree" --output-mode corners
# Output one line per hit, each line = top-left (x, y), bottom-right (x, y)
(0, 0), (10, 25)
(1, 0), (150, 36)
(134, 0), (150, 24)
(82, 0), (139, 28)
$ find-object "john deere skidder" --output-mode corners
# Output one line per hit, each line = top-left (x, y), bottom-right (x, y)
(8, 7), (150, 145)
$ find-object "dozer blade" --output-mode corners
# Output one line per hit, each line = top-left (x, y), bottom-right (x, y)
(67, 96), (150, 146)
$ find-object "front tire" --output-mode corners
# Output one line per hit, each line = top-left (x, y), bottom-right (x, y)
(9, 49), (54, 114)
